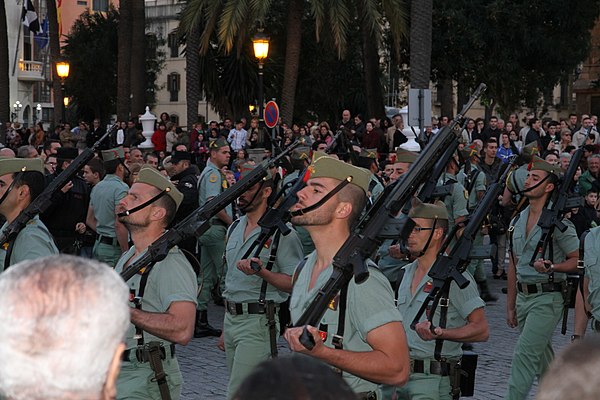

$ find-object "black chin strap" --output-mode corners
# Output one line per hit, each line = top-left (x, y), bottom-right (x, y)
(415, 218), (438, 258)
(117, 188), (169, 217)
(120, 159), (132, 181)
(0, 172), (24, 207)
(289, 177), (352, 217)
(239, 180), (266, 213)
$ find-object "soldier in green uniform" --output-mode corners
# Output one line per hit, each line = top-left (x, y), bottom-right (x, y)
(196, 137), (232, 337)
(284, 155), (410, 398)
(218, 163), (304, 398)
(457, 146), (497, 302)
(584, 225), (600, 335)
(87, 147), (129, 267)
(502, 141), (539, 208)
(356, 148), (384, 206)
(506, 157), (579, 400)
(395, 200), (488, 400)
(0, 158), (58, 271)
(438, 153), (469, 229)
(115, 167), (197, 400)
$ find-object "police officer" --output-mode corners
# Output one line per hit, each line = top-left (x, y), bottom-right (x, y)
(196, 137), (232, 337)
(395, 200), (488, 400)
(169, 150), (199, 255)
(284, 155), (410, 397)
(41, 147), (91, 254)
(0, 158), (58, 270)
(87, 147), (130, 267)
(218, 163), (303, 398)
(506, 157), (579, 400)
(115, 167), (197, 400)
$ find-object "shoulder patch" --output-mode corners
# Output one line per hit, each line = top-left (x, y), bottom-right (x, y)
(209, 174), (218, 183)
(184, 182), (193, 188)
(464, 189), (469, 199)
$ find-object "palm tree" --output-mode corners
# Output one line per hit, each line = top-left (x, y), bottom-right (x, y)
(117, 0), (132, 121)
(185, 27), (201, 132)
(47, 0), (63, 125)
(130, 0), (146, 116)
(409, 0), (432, 89)
(0, 0), (10, 142)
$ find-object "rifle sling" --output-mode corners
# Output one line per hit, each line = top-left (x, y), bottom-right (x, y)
(258, 230), (282, 358)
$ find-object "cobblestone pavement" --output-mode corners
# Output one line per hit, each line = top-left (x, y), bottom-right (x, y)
(177, 262), (581, 399)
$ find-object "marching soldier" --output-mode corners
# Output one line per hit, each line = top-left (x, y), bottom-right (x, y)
(0, 158), (58, 270)
(356, 148), (384, 206)
(196, 137), (232, 338)
(115, 167), (197, 400)
(218, 163), (303, 398)
(87, 147), (129, 267)
(505, 157), (579, 399)
(395, 200), (488, 400)
(284, 155), (410, 398)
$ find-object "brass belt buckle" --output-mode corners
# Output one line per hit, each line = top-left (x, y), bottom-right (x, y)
(227, 301), (237, 315)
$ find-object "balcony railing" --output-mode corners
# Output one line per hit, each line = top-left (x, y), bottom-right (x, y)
(18, 60), (45, 82)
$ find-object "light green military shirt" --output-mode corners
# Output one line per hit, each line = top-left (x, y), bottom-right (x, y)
(0, 215), (58, 271)
(509, 164), (529, 202)
(198, 159), (232, 218)
(281, 170), (300, 195)
(115, 246), (198, 349)
(369, 174), (384, 205)
(290, 252), (402, 393)
(457, 167), (487, 211)
(90, 174), (128, 237)
(397, 259), (484, 360)
(584, 226), (600, 320)
(510, 206), (579, 284)
(439, 172), (469, 227)
(223, 216), (303, 303)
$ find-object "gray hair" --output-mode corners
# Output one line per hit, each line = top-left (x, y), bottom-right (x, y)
(16, 145), (36, 158)
(559, 152), (572, 161)
(588, 154), (600, 161)
(0, 256), (130, 400)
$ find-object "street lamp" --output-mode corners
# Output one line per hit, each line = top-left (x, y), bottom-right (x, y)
(36, 104), (42, 123)
(252, 28), (269, 121)
(56, 60), (70, 124)
(12, 101), (22, 122)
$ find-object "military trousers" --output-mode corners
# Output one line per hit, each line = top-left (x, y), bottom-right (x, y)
(466, 232), (486, 282)
(395, 371), (452, 400)
(116, 353), (182, 400)
(224, 310), (278, 399)
(506, 291), (563, 400)
(197, 224), (226, 311)
(93, 240), (122, 268)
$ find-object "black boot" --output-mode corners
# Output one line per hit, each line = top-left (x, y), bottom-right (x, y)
(194, 310), (222, 338)
(477, 280), (498, 302)
(211, 284), (224, 306)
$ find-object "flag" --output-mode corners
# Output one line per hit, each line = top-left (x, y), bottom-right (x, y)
(22, 0), (42, 34)
(34, 16), (49, 49)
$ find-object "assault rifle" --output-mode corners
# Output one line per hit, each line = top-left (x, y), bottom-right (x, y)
(0, 126), (115, 246)
(294, 83), (487, 349)
(527, 130), (587, 267)
(409, 156), (517, 360)
(120, 140), (300, 282)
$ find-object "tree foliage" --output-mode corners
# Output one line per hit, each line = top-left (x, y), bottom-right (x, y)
(431, 0), (600, 115)
(62, 7), (165, 123)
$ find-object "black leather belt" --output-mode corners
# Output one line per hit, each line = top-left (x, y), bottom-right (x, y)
(517, 282), (563, 295)
(96, 234), (118, 246)
(122, 343), (176, 363)
(412, 359), (453, 376)
(225, 301), (270, 315)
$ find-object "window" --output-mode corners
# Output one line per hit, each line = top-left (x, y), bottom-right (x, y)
(167, 73), (180, 102)
(170, 114), (179, 125)
(168, 32), (179, 58)
(92, 0), (108, 12)
(77, 0), (87, 5)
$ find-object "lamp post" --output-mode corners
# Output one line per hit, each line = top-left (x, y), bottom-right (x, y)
(12, 101), (22, 122)
(252, 29), (270, 121)
(36, 104), (42, 124)
(56, 61), (70, 124)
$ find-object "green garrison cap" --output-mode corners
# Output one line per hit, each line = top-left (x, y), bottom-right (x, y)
(209, 137), (229, 150)
(292, 147), (311, 161)
(521, 141), (539, 157)
(101, 147), (125, 162)
(396, 148), (419, 164)
(136, 167), (183, 209)
(359, 148), (378, 159)
(408, 199), (449, 220)
(527, 156), (561, 176)
(307, 155), (371, 194)
(239, 162), (269, 180)
(0, 158), (43, 176)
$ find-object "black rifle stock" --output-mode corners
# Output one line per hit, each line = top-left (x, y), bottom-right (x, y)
(528, 129), (589, 266)
(409, 156), (517, 332)
(294, 83), (487, 350)
(120, 141), (300, 282)
(0, 126), (115, 246)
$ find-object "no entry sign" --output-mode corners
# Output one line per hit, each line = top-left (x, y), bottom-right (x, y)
(264, 101), (279, 129)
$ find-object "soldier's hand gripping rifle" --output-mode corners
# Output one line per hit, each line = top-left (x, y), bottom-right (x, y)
(293, 83), (487, 349)
(120, 140), (300, 282)
(527, 130), (588, 268)
(0, 125), (115, 246)
(409, 156), (517, 359)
